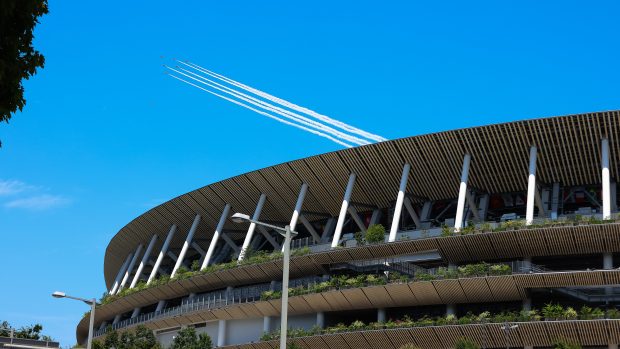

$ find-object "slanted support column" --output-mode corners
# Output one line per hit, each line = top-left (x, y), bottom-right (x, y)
(282, 183), (308, 252)
(155, 300), (166, 312)
(130, 235), (158, 288)
(171, 214), (201, 278)
(202, 204), (231, 269)
(112, 315), (121, 325)
(332, 173), (356, 248)
(420, 201), (433, 221)
(369, 209), (382, 226)
(446, 304), (455, 316)
(602, 138), (612, 219)
(321, 217), (336, 242)
(377, 308), (386, 323)
(117, 244), (143, 294)
(131, 307), (141, 319)
(403, 197), (422, 229)
(477, 194), (489, 221)
(526, 146), (538, 225)
(454, 154), (471, 232)
(238, 194), (267, 261)
(389, 164), (410, 242)
(217, 319), (227, 347)
(109, 253), (133, 295)
(147, 225), (177, 285)
(300, 215), (321, 243)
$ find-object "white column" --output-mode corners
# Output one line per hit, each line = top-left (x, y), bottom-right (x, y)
(389, 164), (410, 242)
(217, 319), (227, 347)
(202, 204), (231, 269)
(331, 173), (356, 248)
(604, 253), (613, 269)
(238, 194), (266, 261)
(117, 244), (143, 294)
(526, 146), (538, 225)
(147, 224), (177, 285)
(109, 252), (133, 295)
(129, 235), (158, 288)
(281, 184), (308, 252)
(602, 138), (612, 219)
(377, 308), (386, 323)
(171, 214), (201, 277)
(454, 154), (471, 232)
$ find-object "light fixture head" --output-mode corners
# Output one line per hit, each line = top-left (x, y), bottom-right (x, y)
(231, 212), (250, 224)
(52, 291), (66, 298)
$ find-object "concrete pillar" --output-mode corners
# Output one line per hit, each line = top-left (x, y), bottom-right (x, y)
(551, 183), (560, 220)
(130, 234), (158, 288)
(612, 182), (618, 212)
(454, 154), (472, 232)
(377, 308), (386, 323)
(478, 194), (490, 221)
(238, 194), (266, 261)
(98, 321), (108, 331)
(109, 252), (133, 295)
(522, 297), (532, 312)
(147, 224), (177, 284)
(202, 204), (231, 269)
(217, 319), (227, 347)
(602, 138), (612, 219)
(171, 214), (201, 277)
(526, 146), (538, 225)
(300, 215), (321, 243)
(316, 312), (325, 328)
(369, 209), (382, 226)
(446, 304), (456, 316)
(332, 173), (356, 248)
(389, 164), (410, 242)
(523, 256), (532, 272)
(281, 183), (308, 252)
(263, 316), (272, 333)
(117, 244), (144, 293)
(604, 253), (614, 269)
(112, 314), (122, 325)
(131, 307), (141, 319)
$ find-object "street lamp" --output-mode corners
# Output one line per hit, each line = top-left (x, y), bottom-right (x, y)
(52, 291), (97, 349)
(230, 212), (298, 349)
(500, 322), (518, 349)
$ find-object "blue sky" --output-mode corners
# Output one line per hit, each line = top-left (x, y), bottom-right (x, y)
(0, 0), (619, 346)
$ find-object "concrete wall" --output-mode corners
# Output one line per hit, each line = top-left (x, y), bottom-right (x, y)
(226, 317), (264, 346)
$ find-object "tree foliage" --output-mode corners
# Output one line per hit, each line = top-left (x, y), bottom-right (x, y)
(0, 320), (53, 341)
(365, 224), (386, 244)
(0, 0), (48, 136)
(169, 327), (212, 349)
(94, 325), (160, 349)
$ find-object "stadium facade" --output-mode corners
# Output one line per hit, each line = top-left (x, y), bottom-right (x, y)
(78, 111), (620, 348)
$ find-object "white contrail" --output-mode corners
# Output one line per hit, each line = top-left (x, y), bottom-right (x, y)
(167, 65), (371, 146)
(179, 60), (388, 143)
(167, 73), (354, 148)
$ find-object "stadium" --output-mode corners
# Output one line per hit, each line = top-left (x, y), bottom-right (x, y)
(78, 110), (620, 348)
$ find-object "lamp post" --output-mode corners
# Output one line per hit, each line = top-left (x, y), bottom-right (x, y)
(52, 291), (97, 349)
(231, 212), (298, 349)
(500, 322), (518, 349)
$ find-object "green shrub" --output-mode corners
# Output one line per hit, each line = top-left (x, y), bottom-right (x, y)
(454, 337), (480, 349)
(543, 303), (564, 319)
(365, 224), (386, 244)
(441, 225), (453, 236)
(553, 338), (582, 349)
(354, 231), (365, 245)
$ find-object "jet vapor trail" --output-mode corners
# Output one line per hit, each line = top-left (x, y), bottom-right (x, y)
(167, 74), (354, 148)
(180, 60), (388, 143)
(167, 65), (371, 146)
